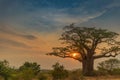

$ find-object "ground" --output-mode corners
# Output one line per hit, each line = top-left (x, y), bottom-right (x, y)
(85, 75), (120, 80)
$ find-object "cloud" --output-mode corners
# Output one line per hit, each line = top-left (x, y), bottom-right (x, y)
(0, 38), (30, 48)
(0, 0), (119, 52)
(5, 7), (106, 34)
(0, 0), (109, 33)
(106, 0), (120, 9)
(0, 26), (37, 40)
(52, 10), (106, 24)
(0, 24), (62, 54)
(21, 35), (37, 40)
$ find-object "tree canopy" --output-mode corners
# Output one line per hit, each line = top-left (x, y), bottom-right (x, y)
(47, 24), (120, 76)
(48, 24), (120, 61)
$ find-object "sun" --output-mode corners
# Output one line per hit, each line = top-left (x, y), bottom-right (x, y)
(72, 53), (77, 57)
(71, 52), (79, 57)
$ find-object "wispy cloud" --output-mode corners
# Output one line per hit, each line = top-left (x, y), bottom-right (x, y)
(106, 0), (120, 9)
(0, 26), (37, 40)
(0, 38), (30, 48)
(0, 24), (62, 54)
(3, 7), (107, 34)
(0, 0), (110, 33)
(51, 10), (106, 24)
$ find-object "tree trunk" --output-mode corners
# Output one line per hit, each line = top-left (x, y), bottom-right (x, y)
(82, 58), (94, 76)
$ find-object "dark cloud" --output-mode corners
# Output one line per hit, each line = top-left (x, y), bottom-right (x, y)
(21, 34), (37, 40)
(0, 26), (37, 40)
(0, 38), (30, 48)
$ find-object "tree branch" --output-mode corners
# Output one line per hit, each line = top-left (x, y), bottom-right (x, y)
(93, 47), (120, 59)
(47, 52), (82, 62)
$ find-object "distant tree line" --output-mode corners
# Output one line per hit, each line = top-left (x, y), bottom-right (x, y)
(0, 58), (120, 80)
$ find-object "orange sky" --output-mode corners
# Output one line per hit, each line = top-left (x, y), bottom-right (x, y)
(0, 0), (120, 70)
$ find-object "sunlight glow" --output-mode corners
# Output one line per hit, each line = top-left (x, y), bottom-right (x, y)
(71, 53), (79, 57)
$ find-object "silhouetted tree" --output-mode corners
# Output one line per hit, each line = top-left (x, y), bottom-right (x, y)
(18, 62), (40, 80)
(52, 62), (68, 80)
(47, 24), (120, 76)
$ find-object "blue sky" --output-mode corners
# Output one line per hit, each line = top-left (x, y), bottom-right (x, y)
(1, 0), (120, 32)
(0, 0), (120, 69)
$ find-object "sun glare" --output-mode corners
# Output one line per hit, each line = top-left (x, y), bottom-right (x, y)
(72, 53), (79, 57)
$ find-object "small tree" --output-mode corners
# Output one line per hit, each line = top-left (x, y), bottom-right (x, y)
(47, 24), (120, 76)
(52, 62), (68, 80)
(0, 60), (11, 80)
(18, 62), (40, 80)
(19, 62), (40, 75)
(97, 58), (120, 74)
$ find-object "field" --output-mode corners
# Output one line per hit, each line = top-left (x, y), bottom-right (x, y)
(85, 76), (120, 80)
(0, 74), (120, 80)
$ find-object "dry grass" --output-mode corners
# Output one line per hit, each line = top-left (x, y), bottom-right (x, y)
(85, 75), (120, 80)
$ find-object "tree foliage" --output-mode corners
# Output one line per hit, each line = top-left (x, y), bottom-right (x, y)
(0, 60), (11, 80)
(52, 62), (68, 80)
(19, 62), (40, 75)
(17, 62), (41, 80)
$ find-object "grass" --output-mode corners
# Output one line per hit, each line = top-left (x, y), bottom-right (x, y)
(85, 75), (120, 80)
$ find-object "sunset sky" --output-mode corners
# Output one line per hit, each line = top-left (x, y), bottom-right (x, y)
(0, 0), (120, 69)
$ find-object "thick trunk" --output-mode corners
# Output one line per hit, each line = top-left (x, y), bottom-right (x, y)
(82, 58), (94, 76)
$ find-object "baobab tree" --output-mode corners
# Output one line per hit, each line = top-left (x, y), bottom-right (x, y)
(47, 24), (120, 76)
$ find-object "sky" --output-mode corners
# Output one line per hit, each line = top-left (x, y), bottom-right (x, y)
(0, 0), (120, 69)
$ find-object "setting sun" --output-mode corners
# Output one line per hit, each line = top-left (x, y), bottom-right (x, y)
(71, 53), (79, 57)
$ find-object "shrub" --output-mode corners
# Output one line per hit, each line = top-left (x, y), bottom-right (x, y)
(38, 74), (48, 80)
(97, 58), (120, 75)
(52, 62), (68, 80)
(68, 69), (86, 80)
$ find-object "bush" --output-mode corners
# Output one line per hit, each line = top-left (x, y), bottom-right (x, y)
(0, 60), (12, 80)
(19, 62), (40, 75)
(97, 58), (120, 75)
(111, 68), (120, 75)
(12, 62), (41, 80)
(68, 69), (86, 80)
(52, 62), (68, 80)
(38, 74), (48, 80)
(93, 70), (108, 76)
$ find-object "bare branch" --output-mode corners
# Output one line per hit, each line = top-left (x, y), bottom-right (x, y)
(94, 46), (120, 59)
(46, 52), (82, 62)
